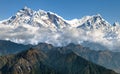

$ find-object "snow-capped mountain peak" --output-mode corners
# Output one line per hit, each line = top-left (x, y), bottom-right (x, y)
(67, 14), (110, 29)
(1, 6), (34, 25)
(16, 6), (34, 16)
(1, 7), (70, 29)
(77, 14), (111, 30)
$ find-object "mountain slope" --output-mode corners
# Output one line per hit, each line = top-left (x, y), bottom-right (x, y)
(33, 43), (120, 73)
(0, 45), (117, 74)
(64, 43), (120, 73)
(0, 40), (31, 55)
(0, 48), (58, 74)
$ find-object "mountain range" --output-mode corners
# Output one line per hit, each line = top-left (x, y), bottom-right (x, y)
(0, 43), (118, 74)
(0, 41), (120, 73)
(33, 43), (120, 73)
(0, 6), (120, 51)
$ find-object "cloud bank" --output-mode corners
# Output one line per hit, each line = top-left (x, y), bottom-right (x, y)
(0, 24), (120, 51)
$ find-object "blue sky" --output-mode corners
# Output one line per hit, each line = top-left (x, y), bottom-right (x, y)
(0, 0), (120, 24)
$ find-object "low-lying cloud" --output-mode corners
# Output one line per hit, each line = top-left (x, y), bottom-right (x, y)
(0, 24), (120, 51)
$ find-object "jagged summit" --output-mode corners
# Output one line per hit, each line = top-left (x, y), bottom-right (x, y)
(76, 14), (111, 29)
(1, 6), (70, 29)
(21, 6), (32, 12)
(23, 6), (30, 10)
(92, 14), (102, 18)
(17, 6), (34, 16)
(67, 14), (110, 28)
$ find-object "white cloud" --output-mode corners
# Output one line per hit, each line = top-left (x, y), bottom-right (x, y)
(0, 23), (120, 51)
